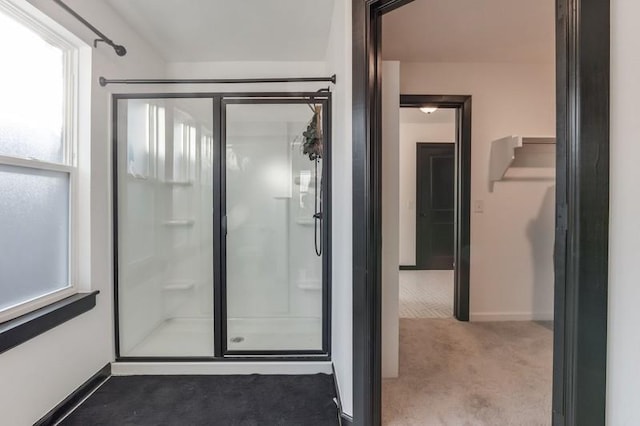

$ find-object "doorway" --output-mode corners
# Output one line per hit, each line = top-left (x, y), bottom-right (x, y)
(352, 1), (610, 425)
(398, 95), (471, 322)
(415, 142), (455, 270)
(398, 139), (456, 319)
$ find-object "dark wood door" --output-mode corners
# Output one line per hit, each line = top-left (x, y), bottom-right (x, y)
(416, 143), (455, 270)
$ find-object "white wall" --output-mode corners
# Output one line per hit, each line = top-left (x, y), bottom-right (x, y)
(381, 61), (400, 378)
(401, 62), (555, 321)
(398, 112), (456, 266)
(165, 61), (329, 93)
(0, 1), (166, 424)
(324, 0), (353, 417)
(608, 0), (640, 423)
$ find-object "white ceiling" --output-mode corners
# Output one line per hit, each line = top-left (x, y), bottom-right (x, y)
(382, 0), (554, 63)
(106, 0), (335, 62)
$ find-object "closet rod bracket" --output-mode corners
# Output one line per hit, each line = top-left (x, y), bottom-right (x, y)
(54, 0), (127, 56)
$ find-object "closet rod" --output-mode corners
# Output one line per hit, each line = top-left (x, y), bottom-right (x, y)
(99, 75), (337, 87)
(53, 0), (127, 56)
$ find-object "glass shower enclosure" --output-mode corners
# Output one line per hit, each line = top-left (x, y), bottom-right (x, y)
(114, 93), (330, 359)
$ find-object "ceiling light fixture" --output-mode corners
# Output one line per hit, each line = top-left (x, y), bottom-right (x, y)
(420, 106), (438, 114)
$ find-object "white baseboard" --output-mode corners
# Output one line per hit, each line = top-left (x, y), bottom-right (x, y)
(111, 361), (332, 376)
(469, 312), (554, 322)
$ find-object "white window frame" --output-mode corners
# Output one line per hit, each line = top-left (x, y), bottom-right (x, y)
(0, 0), (82, 323)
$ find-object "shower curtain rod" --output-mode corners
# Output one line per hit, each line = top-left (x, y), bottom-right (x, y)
(98, 75), (337, 87)
(53, 0), (127, 56)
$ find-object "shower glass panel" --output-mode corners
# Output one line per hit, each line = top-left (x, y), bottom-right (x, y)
(224, 101), (325, 352)
(116, 98), (214, 357)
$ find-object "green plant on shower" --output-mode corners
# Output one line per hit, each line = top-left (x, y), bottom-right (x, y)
(302, 105), (323, 161)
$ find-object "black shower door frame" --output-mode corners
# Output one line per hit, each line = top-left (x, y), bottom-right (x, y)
(112, 92), (332, 362)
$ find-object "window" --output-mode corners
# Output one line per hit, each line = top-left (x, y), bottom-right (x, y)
(0, 1), (80, 323)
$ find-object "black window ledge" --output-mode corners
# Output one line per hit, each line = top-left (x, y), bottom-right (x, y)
(0, 291), (99, 355)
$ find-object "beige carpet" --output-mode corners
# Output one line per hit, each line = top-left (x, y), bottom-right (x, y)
(382, 319), (553, 426)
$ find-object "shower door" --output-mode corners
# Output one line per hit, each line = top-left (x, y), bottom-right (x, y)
(115, 96), (215, 358)
(222, 98), (329, 355)
(114, 93), (330, 359)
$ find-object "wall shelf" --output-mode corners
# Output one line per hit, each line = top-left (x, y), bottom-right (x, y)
(488, 135), (556, 192)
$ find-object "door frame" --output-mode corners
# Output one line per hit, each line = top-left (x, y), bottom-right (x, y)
(400, 95), (471, 321)
(352, 1), (610, 426)
(111, 91), (333, 362)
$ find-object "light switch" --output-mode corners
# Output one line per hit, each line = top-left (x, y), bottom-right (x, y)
(473, 200), (484, 213)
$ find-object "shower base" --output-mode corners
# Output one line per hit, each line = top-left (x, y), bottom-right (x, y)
(125, 317), (322, 358)
(227, 317), (322, 351)
(126, 318), (215, 357)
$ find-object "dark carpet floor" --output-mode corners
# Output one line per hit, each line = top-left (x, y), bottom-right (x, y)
(60, 374), (339, 426)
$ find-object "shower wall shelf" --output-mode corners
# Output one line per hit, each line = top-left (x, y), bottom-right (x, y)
(164, 180), (193, 186)
(295, 217), (315, 226)
(297, 281), (322, 291)
(163, 282), (196, 291)
(127, 173), (149, 180)
(294, 176), (317, 186)
(489, 135), (556, 192)
(163, 219), (195, 227)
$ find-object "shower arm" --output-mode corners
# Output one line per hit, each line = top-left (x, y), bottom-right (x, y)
(53, 0), (127, 56)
